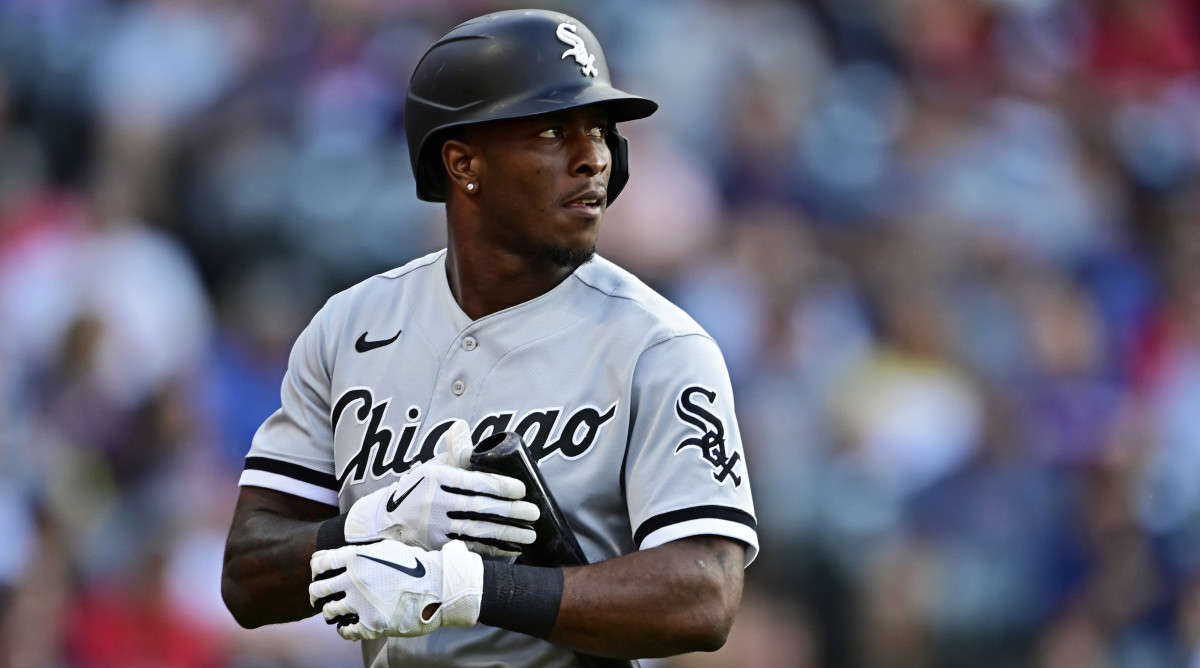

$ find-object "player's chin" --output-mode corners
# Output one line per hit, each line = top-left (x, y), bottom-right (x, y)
(539, 240), (596, 269)
(545, 217), (600, 260)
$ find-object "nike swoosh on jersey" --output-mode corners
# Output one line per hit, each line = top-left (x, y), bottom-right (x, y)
(355, 329), (402, 353)
(360, 554), (426, 578)
(386, 477), (424, 512)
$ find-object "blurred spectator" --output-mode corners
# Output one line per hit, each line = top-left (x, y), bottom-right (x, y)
(63, 545), (227, 668)
(205, 258), (320, 469)
(595, 122), (722, 286)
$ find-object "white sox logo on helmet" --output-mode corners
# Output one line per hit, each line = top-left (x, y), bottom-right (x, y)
(556, 23), (598, 77)
(675, 385), (743, 487)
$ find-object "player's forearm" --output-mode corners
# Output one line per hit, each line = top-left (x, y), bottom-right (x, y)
(549, 535), (744, 658)
(222, 487), (339, 628)
(222, 513), (320, 628)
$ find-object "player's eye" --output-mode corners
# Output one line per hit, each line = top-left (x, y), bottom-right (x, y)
(587, 125), (605, 138)
(538, 128), (562, 138)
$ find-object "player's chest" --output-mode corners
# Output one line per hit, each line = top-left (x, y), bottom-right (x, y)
(328, 323), (630, 495)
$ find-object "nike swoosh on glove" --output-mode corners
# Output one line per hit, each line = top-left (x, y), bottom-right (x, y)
(310, 539), (483, 641)
(344, 419), (540, 559)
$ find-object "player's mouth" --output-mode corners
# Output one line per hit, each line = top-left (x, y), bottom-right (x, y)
(563, 187), (606, 219)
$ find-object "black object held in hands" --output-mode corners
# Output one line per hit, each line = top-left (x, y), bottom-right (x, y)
(469, 432), (587, 567)
(468, 431), (639, 668)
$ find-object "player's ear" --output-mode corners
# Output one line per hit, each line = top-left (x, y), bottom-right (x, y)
(442, 136), (480, 196)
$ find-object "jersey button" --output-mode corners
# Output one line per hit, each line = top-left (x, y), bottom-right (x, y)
(462, 336), (477, 351)
(452, 379), (466, 396)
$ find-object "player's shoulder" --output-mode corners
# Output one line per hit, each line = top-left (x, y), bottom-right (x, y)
(572, 255), (708, 340)
(319, 250), (445, 314)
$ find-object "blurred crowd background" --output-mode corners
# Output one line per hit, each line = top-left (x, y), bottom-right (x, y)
(2, 0), (1200, 666)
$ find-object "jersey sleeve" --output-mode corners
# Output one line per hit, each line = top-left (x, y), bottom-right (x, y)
(238, 305), (339, 507)
(625, 333), (759, 564)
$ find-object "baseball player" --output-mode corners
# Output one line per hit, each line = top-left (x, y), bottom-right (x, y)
(221, 9), (758, 667)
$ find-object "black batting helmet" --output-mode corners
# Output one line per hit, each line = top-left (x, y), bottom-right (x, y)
(405, 9), (658, 204)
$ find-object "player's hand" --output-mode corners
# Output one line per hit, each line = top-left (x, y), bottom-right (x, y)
(344, 419), (539, 559)
(310, 539), (483, 641)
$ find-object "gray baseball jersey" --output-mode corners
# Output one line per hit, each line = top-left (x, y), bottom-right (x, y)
(239, 250), (758, 668)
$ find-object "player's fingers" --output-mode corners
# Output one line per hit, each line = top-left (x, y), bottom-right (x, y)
(449, 498), (540, 525)
(449, 517), (537, 545)
(511, 499), (539, 522)
(337, 618), (367, 641)
(462, 497), (539, 524)
(465, 542), (523, 560)
(444, 419), (474, 468)
(432, 419), (473, 469)
(312, 591), (345, 610)
(321, 597), (357, 624)
(309, 571), (338, 605)
(442, 469), (526, 500)
(448, 532), (525, 557)
(312, 565), (346, 583)
(311, 547), (350, 578)
(477, 471), (526, 499)
(496, 522), (537, 545)
(310, 549), (330, 578)
(309, 570), (351, 604)
(309, 574), (344, 606)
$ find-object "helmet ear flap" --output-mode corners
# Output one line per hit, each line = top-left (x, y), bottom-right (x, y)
(605, 125), (630, 206)
(417, 149), (447, 203)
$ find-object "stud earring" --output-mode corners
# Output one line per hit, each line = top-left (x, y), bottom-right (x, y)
(467, 183), (475, 191)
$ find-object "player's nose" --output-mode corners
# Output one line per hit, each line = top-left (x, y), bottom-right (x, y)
(568, 131), (609, 178)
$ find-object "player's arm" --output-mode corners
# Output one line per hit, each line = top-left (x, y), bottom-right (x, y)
(222, 485), (337, 628)
(224, 424), (539, 629)
(222, 304), (342, 629)
(309, 533), (744, 657)
(536, 331), (751, 656)
(551, 534), (745, 657)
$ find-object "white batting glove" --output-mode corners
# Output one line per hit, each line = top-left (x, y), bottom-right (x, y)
(431, 417), (476, 469)
(310, 539), (483, 641)
(344, 419), (539, 559)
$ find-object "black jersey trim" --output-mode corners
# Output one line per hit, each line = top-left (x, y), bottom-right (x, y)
(244, 456), (338, 491)
(633, 505), (757, 547)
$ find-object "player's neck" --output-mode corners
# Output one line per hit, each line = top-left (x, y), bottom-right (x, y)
(444, 242), (575, 320)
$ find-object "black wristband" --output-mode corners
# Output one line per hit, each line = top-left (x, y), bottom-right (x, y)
(315, 513), (350, 551)
(478, 560), (564, 639)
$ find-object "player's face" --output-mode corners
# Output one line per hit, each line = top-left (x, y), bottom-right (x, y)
(471, 106), (612, 269)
